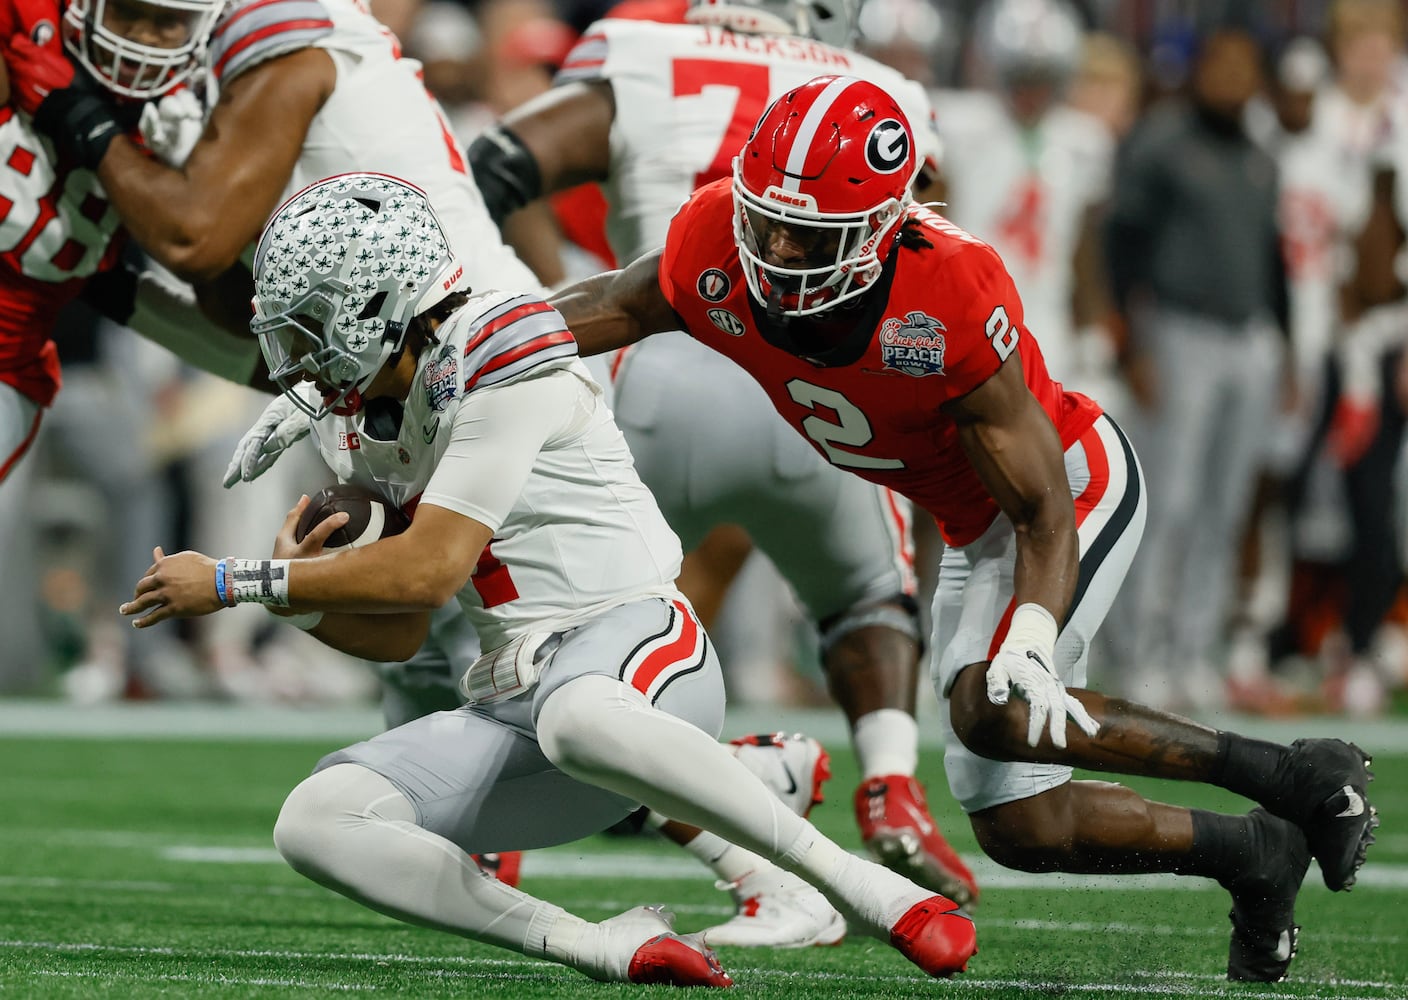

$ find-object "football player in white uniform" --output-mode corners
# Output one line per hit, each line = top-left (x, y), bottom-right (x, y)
(931, 0), (1113, 389)
(468, 0), (982, 920)
(118, 173), (979, 985)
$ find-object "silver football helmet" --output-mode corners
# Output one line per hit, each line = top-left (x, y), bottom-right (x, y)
(251, 173), (469, 419)
(972, 0), (1083, 89)
(686, 0), (860, 48)
(63, 0), (224, 99)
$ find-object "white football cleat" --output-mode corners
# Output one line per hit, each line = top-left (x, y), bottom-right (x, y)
(588, 905), (733, 986)
(701, 867), (847, 949)
(728, 732), (831, 818)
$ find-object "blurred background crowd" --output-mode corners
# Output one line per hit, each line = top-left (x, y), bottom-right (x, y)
(4, 0), (1408, 723)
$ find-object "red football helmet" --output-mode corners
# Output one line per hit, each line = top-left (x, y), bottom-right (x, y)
(733, 74), (917, 317)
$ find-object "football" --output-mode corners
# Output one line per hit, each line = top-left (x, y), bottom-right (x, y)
(294, 484), (411, 552)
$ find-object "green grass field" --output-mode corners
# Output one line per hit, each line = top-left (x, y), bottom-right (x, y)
(2, 714), (1406, 999)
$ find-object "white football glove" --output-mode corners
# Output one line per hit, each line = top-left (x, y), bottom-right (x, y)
(138, 87), (209, 168)
(222, 392), (311, 488)
(985, 603), (1099, 750)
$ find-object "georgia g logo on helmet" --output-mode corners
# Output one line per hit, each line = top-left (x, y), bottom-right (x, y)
(865, 120), (911, 174)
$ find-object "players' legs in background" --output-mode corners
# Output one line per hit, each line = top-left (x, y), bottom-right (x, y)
(0, 383), (47, 692)
(1125, 309), (1280, 710)
(1322, 346), (1408, 713)
(674, 523), (754, 631)
(0, 320), (204, 698)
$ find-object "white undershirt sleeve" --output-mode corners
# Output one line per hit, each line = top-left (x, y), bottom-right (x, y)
(418, 369), (585, 530)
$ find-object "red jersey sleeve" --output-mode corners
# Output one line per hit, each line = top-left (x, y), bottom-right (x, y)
(658, 180), (726, 310)
(927, 240), (1025, 400)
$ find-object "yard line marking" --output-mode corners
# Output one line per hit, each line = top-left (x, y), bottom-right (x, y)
(0, 875), (325, 897)
(31, 969), (374, 991)
(4, 940), (1406, 994)
(145, 845), (1408, 891)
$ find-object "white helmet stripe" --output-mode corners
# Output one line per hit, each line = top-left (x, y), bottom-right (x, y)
(781, 75), (862, 192)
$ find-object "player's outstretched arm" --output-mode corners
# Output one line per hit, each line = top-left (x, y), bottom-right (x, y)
(550, 249), (680, 355)
(944, 357), (1093, 748)
(120, 502), (489, 628)
(469, 81), (615, 227)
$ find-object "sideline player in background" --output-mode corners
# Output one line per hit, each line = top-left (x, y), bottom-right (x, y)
(118, 173), (978, 985)
(550, 75), (1380, 983)
(932, 0), (1115, 391)
(468, 0), (982, 918)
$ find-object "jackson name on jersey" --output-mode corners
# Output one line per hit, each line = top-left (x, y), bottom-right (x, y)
(556, 18), (942, 266)
(310, 290), (682, 649)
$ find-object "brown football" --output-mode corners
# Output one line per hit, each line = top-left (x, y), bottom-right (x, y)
(294, 484), (411, 552)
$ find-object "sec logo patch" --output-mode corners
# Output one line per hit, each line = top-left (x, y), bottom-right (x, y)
(697, 268), (731, 302)
(707, 308), (747, 337)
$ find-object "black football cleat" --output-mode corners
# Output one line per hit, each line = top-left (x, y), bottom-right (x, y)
(1224, 808), (1310, 983)
(1268, 739), (1378, 891)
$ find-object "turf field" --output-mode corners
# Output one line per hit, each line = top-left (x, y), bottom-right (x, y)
(2, 705), (1406, 999)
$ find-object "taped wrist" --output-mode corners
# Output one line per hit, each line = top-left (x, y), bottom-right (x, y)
(998, 603), (1058, 664)
(34, 87), (124, 170)
(222, 558), (292, 607)
(468, 124), (543, 227)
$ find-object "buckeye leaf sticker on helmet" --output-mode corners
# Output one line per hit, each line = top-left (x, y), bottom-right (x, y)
(250, 173), (468, 420)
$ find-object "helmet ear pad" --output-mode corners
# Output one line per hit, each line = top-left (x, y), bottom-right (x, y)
(732, 75), (916, 318)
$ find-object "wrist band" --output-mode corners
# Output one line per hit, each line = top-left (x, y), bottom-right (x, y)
(226, 558), (292, 607)
(215, 558), (230, 606)
(279, 611), (323, 632)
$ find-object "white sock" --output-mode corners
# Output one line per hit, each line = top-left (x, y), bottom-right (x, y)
(852, 708), (919, 780)
(787, 834), (930, 936)
(658, 819), (766, 883)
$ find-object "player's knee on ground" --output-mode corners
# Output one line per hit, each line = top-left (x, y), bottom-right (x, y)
(947, 662), (1033, 760)
(537, 675), (642, 781)
(274, 771), (343, 877)
(967, 787), (1079, 872)
(274, 763), (411, 880)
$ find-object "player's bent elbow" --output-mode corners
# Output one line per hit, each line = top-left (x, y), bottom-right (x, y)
(158, 237), (242, 286)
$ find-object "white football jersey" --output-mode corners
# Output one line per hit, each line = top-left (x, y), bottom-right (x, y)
(556, 20), (942, 265)
(310, 291), (683, 649)
(1275, 123), (1349, 374)
(932, 92), (1113, 381)
(210, 0), (541, 297)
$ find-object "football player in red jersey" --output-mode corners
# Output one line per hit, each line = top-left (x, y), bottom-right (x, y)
(551, 74), (1380, 982)
(0, 0), (249, 482)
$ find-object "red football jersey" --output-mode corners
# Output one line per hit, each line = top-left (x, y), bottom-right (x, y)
(0, 0), (127, 407)
(659, 179), (1102, 546)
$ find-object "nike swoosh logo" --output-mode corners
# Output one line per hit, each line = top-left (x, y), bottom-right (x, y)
(778, 761), (798, 796)
(1273, 930), (1292, 962)
(1336, 785), (1366, 818)
(422, 419), (439, 443)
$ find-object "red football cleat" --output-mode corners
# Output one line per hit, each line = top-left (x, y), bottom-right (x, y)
(889, 896), (977, 978)
(471, 851), (523, 888)
(627, 933), (735, 987)
(855, 775), (979, 908)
